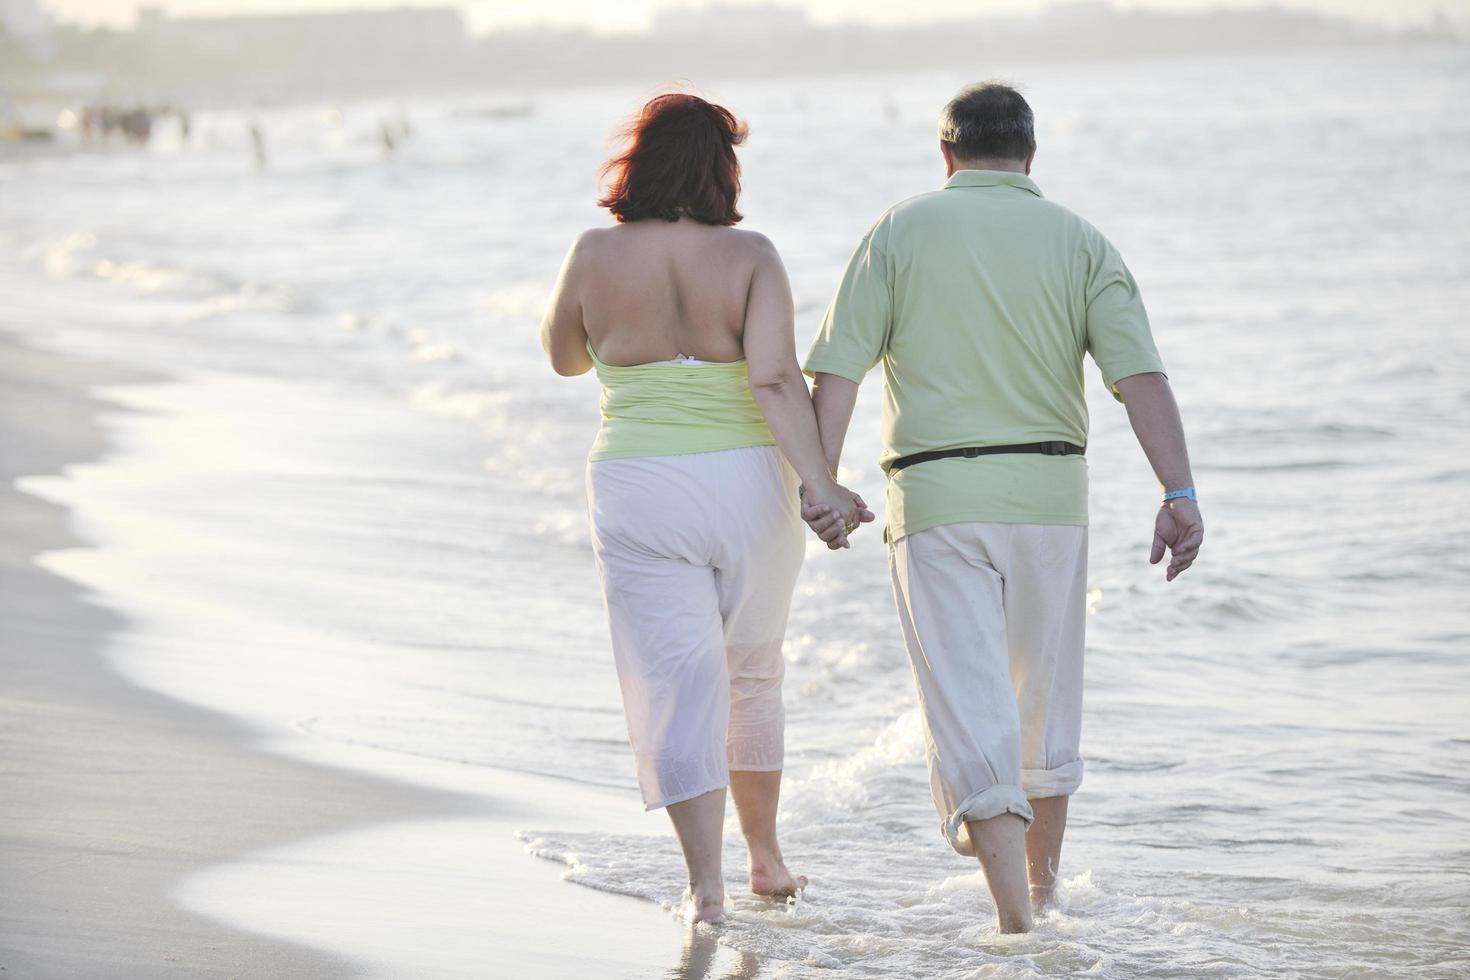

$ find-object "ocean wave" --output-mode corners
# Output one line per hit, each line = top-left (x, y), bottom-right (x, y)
(29, 229), (306, 320)
(1196, 458), (1356, 473)
(520, 830), (1468, 978)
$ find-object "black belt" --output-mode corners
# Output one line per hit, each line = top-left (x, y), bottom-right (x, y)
(886, 441), (1085, 474)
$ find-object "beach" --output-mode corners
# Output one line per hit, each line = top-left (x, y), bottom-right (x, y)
(1, 43), (1467, 979)
(0, 328), (723, 979)
(0, 329), (399, 978)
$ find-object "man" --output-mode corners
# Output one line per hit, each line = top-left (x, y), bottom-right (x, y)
(800, 82), (1203, 933)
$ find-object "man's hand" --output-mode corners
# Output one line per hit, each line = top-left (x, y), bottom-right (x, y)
(1151, 498), (1203, 581)
(801, 492), (876, 550)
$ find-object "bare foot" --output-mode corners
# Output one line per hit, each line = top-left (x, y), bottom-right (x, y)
(750, 861), (807, 900)
(680, 885), (726, 925)
(1031, 883), (1065, 915)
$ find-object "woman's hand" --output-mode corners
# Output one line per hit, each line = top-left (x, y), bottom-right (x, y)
(800, 481), (875, 550)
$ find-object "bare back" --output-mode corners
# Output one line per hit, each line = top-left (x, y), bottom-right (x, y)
(575, 218), (767, 366)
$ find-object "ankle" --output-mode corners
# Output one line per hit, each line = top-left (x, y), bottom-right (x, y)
(745, 845), (784, 874)
(681, 883), (727, 925)
(688, 877), (725, 903)
(997, 908), (1034, 934)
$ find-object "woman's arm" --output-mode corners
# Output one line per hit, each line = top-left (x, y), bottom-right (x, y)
(540, 235), (594, 377)
(742, 237), (867, 542)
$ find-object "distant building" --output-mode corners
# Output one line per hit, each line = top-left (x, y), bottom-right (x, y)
(130, 5), (470, 96)
(1042, 1), (1114, 29)
(0, 0), (53, 58)
(135, 5), (466, 64)
(654, 2), (809, 37)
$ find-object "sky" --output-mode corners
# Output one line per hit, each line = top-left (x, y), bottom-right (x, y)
(35, 0), (1470, 34)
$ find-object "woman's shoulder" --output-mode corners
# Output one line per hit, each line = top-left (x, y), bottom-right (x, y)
(570, 224), (617, 252)
(708, 224), (787, 264)
(560, 225), (623, 275)
(722, 225), (779, 252)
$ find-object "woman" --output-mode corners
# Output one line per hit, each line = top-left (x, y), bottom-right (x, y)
(540, 93), (871, 925)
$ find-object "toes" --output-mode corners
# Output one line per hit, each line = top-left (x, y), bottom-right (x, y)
(749, 867), (809, 901)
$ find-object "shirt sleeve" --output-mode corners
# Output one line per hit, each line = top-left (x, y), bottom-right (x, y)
(1084, 234), (1166, 402)
(803, 220), (893, 383)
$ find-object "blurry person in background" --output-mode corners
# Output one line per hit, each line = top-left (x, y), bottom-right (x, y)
(381, 114), (412, 159)
(249, 122), (267, 170)
(540, 93), (873, 925)
(121, 106), (152, 146)
(801, 82), (1203, 934)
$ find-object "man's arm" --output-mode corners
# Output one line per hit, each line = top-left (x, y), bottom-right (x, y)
(801, 372), (867, 546)
(811, 373), (860, 474)
(1114, 372), (1203, 581)
(800, 219), (891, 547)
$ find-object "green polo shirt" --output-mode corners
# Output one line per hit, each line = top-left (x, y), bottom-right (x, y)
(804, 169), (1166, 542)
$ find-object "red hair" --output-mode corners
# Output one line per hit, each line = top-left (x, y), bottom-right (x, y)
(599, 93), (747, 226)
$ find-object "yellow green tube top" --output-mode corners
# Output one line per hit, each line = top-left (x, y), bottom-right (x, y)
(586, 342), (777, 461)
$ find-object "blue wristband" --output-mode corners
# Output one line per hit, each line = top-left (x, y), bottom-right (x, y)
(1162, 487), (1196, 502)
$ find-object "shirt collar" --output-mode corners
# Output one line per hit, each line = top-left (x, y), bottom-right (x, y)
(943, 169), (1043, 197)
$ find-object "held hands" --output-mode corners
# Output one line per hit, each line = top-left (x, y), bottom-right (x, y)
(799, 478), (876, 550)
(1152, 498), (1204, 581)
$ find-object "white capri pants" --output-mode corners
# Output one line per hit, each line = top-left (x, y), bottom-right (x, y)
(587, 445), (805, 810)
(889, 521), (1089, 856)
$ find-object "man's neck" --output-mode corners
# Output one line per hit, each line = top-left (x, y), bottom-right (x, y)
(953, 158), (1028, 174)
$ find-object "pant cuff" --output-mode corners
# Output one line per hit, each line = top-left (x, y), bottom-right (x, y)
(942, 785), (1035, 856)
(643, 779), (727, 812)
(1022, 759), (1084, 799)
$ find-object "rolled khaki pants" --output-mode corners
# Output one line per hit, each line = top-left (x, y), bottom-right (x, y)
(889, 521), (1088, 856)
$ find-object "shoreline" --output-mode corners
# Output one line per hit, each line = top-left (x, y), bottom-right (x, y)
(0, 326), (709, 979)
(0, 327), (484, 977)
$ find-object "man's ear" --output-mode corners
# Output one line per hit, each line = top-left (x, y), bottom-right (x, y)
(940, 140), (956, 178)
(1024, 147), (1037, 176)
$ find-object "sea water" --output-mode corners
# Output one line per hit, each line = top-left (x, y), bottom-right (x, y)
(3, 44), (1468, 978)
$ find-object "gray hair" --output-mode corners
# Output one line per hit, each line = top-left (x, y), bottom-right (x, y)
(938, 82), (1036, 162)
